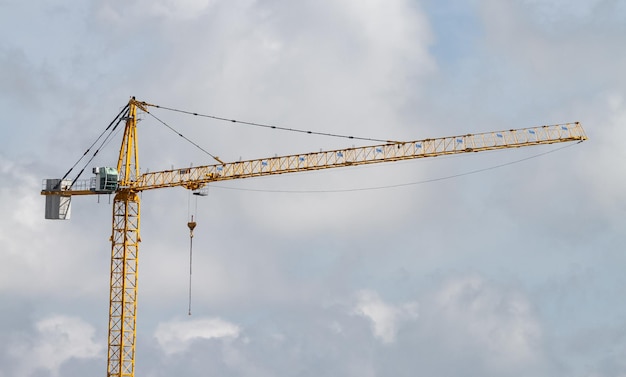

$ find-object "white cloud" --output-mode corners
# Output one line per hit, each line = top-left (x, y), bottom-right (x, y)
(353, 289), (418, 344)
(432, 275), (543, 370)
(0, 156), (108, 297)
(95, 0), (217, 23)
(154, 316), (241, 355)
(174, 0), (439, 235)
(521, 0), (606, 24)
(0, 157), (40, 229)
(9, 315), (103, 377)
(146, 0), (217, 20)
(582, 93), (626, 211)
(1, 0), (625, 376)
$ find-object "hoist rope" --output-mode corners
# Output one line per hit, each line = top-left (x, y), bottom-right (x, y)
(186, 189), (202, 316)
(188, 225), (194, 316)
(149, 103), (398, 144)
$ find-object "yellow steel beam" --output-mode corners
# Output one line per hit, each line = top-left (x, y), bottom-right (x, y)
(135, 122), (587, 192)
(117, 99), (142, 186)
(40, 122), (587, 197)
(107, 189), (140, 377)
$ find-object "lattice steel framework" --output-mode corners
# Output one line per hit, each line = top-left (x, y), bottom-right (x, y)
(107, 190), (140, 377)
(135, 122), (587, 191)
(106, 98), (144, 377)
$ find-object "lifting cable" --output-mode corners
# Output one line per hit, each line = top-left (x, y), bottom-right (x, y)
(57, 104), (130, 189)
(187, 214), (196, 316)
(186, 186), (206, 315)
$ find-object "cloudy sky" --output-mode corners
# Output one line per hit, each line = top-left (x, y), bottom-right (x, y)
(1, 0), (625, 376)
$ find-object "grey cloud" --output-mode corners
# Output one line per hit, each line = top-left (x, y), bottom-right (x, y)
(1, 0), (625, 376)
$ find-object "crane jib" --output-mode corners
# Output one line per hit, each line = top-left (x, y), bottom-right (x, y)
(136, 122), (587, 191)
(41, 122), (587, 197)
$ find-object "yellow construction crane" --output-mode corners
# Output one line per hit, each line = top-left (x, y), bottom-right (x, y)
(40, 98), (587, 377)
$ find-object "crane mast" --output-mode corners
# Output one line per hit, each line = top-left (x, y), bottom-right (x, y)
(40, 98), (587, 377)
(106, 99), (146, 377)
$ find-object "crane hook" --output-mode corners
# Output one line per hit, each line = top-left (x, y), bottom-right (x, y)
(187, 215), (197, 238)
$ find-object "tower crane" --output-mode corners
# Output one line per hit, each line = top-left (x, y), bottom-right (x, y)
(40, 98), (587, 377)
